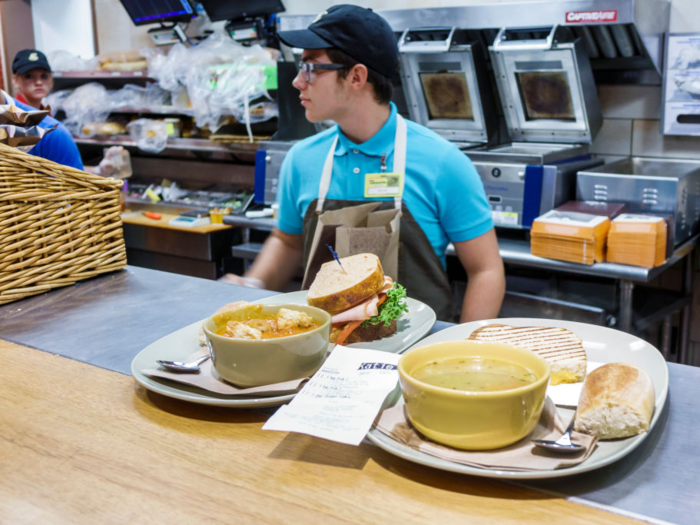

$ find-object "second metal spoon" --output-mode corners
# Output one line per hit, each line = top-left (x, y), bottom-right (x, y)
(532, 410), (586, 453)
(156, 354), (210, 373)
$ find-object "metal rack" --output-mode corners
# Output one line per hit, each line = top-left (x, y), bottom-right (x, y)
(75, 135), (260, 154)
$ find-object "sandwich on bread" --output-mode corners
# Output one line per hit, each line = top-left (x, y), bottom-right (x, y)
(468, 324), (587, 385)
(575, 362), (655, 439)
(306, 253), (408, 346)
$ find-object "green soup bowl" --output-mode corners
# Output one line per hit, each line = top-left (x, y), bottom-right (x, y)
(203, 304), (331, 387)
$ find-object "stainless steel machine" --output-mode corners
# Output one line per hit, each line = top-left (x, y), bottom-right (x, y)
(398, 27), (498, 148)
(577, 158), (700, 244)
(273, 0), (671, 225)
(465, 26), (604, 229)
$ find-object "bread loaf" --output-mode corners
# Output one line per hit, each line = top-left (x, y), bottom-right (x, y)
(307, 253), (385, 315)
(574, 362), (655, 439)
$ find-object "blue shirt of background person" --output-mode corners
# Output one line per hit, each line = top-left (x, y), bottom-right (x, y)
(10, 97), (84, 170)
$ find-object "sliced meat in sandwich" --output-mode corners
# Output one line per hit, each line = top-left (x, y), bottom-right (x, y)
(468, 324), (587, 385)
(306, 253), (408, 346)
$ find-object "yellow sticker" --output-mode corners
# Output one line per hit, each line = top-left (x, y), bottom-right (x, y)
(364, 172), (404, 198)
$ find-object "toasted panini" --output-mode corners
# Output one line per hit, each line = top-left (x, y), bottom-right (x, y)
(468, 324), (587, 385)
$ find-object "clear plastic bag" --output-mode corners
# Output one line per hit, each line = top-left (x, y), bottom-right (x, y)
(59, 83), (114, 136)
(47, 50), (98, 72)
(143, 30), (279, 134)
(44, 89), (72, 114)
(127, 119), (168, 153)
(107, 83), (169, 109)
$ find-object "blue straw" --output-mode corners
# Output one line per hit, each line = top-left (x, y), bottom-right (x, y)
(326, 244), (346, 272)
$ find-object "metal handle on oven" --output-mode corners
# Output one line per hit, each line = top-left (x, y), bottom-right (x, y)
(492, 26), (558, 51)
(398, 26), (456, 53)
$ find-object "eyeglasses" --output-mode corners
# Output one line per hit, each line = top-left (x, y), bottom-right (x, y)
(297, 61), (350, 83)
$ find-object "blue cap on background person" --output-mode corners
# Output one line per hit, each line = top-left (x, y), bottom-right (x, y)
(13, 49), (52, 75)
(277, 4), (399, 79)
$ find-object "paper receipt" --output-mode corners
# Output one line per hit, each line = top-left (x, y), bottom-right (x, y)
(262, 346), (401, 446)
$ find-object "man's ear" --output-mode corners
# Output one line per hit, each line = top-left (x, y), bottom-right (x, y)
(347, 64), (369, 92)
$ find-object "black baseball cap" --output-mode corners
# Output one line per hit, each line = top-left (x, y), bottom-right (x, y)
(277, 4), (398, 79)
(13, 49), (52, 75)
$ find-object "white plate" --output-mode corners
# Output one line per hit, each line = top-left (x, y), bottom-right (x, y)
(130, 320), (298, 408)
(130, 291), (436, 408)
(366, 318), (669, 480)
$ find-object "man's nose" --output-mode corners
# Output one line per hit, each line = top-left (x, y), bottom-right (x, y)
(292, 70), (306, 90)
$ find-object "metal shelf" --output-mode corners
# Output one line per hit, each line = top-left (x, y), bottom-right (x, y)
(74, 135), (259, 154)
(446, 234), (699, 283)
(231, 242), (266, 260)
(53, 70), (153, 79)
(110, 107), (197, 116)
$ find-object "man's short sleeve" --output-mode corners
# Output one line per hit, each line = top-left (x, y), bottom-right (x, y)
(29, 123), (84, 170)
(275, 147), (303, 235)
(437, 147), (493, 243)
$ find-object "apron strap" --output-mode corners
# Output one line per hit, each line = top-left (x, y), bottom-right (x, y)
(393, 115), (407, 210)
(316, 113), (408, 213)
(316, 135), (339, 214)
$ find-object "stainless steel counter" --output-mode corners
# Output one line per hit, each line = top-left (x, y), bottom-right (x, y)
(448, 234), (698, 282)
(223, 214), (696, 282)
(0, 266), (698, 525)
(223, 214), (697, 360)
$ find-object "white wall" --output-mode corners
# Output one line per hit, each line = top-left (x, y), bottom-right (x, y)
(32, 0), (95, 58)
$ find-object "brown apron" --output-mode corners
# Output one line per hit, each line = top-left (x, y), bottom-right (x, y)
(298, 112), (453, 321)
(302, 199), (453, 321)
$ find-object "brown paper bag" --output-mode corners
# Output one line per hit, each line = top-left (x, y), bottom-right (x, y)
(302, 202), (401, 289)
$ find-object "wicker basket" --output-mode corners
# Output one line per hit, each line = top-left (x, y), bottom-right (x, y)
(0, 143), (127, 305)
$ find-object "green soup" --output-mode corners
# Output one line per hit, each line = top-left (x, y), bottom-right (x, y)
(412, 356), (537, 392)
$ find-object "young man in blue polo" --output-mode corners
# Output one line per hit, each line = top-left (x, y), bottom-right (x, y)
(222, 4), (504, 322)
(6, 49), (83, 170)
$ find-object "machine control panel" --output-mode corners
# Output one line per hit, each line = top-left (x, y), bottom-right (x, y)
(473, 162), (527, 228)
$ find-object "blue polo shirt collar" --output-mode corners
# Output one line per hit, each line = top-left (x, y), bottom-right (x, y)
(334, 102), (398, 157)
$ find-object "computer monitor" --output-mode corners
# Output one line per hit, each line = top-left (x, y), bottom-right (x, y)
(199, 0), (285, 23)
(120, 0), (195, 26)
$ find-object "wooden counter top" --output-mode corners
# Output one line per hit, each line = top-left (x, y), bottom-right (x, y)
(0, 340), (640, 524)
(121, 211), (232, 234)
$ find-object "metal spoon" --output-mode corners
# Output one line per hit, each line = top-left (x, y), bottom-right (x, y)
(532, 410), (585, 454)
(156, 354), (210, 373)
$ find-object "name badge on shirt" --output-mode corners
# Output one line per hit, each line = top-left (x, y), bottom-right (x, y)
(364, 172), (404, 198)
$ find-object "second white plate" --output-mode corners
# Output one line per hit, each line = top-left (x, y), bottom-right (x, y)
(367, 318), (669, 479)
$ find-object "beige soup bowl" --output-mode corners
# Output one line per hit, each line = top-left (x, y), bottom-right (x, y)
(203, 304), (331, 387)
(398, 340), (550, 450)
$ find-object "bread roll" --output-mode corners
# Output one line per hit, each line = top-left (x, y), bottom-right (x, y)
(575, 362), (655, 439)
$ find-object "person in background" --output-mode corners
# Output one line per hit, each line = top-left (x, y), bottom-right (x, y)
(4, 49), (83, 170)
(220, 4), (505, 323)
(12, 49), (53, 111)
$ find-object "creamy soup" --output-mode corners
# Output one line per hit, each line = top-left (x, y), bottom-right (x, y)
(412, 357), (537, 392)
